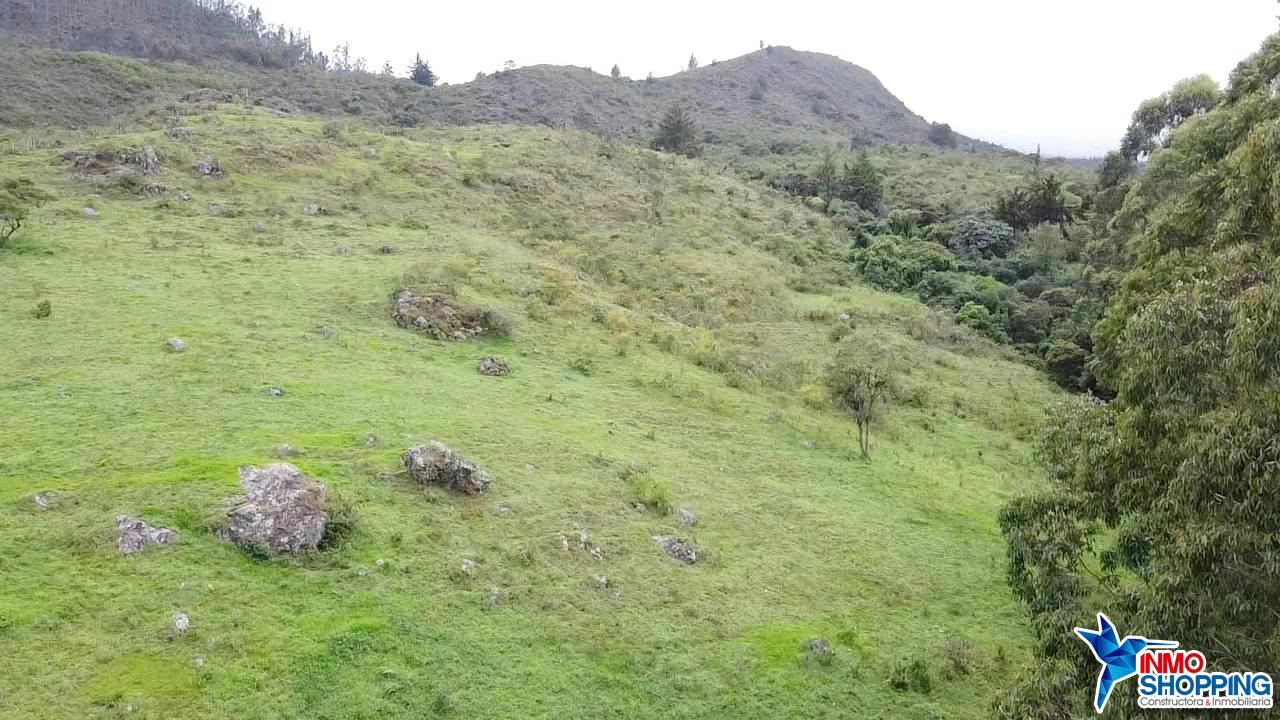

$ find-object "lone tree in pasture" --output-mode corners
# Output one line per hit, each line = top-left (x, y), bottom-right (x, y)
(409, 54), (436, 86)
(651, 102), (703, 158)
(0, 178), (53, 247)
(827, 347), (891, 460)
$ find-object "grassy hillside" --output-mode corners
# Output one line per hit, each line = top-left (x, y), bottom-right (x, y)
(0, 108), (1059, 719)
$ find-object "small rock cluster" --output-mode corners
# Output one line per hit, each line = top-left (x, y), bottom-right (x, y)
(194, 157), (223, 177)
(116, 515), (177, 555)
(403, 441), (493, 495)
(477, 357), (510, 377)
(390, 289), (493, 342)
(221, 463), (331, 555)
(653, 536), (698, 565)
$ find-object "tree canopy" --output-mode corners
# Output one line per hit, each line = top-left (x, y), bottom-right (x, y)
(409, 53), (436, 86)
(0, 178), (53, 246)
(995, 31), (1280, 719)
(651, 102), (702, 158)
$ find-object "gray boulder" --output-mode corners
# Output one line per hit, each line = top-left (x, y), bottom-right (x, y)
(221, 464), (330, 555)
(194, 158), (222, 177)
(478, 357), (510, 377)
(166, 337), (187, 353)
(677, 507), (697, 527)
(653, 535), (698, 565)
(116, 515), (177, 555)
(403, 441), (493, 495)
(34, 491), (59, 509)
(82, 207), (98, 218)
(806, 638), (834, 663)
(141, 144), (160, 175)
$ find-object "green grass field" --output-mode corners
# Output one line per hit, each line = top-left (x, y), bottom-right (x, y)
(0, 110), (1059, 719)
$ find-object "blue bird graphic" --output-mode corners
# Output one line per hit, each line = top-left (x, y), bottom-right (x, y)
(1075, 613), (1178, 713)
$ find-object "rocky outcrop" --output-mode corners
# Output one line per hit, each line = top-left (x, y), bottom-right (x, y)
(403, 441), (492, 495)
(221, 464), (330, 555)
(391, 289), (496, 341)
(193, 157), (223, 177)
(116, 515), (177, 555)
(477, 357), (510, 376)
(653, 536), (698, 564)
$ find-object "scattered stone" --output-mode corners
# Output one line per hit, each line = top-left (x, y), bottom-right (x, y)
(141, 145), (160, 175)
(595, 575), (610, 589)
(589, 545), (607, 560)
(375, 558), (386, 569)
(274, 443), (303, 458)
(461, 558), (476, 575)
(34, 491), (59, 509)
(677, 507), (697, 527)
(265, 386), (286, 397)
(806, 637), (835, 663)
(192, 656), (205, 668)
(402, 441), (493, 495)
(525, 463), (537, 473)
(632, 502), (648, 513)
(334, 246), (352, 256)
(82, 207), (98, 218)
(220, 463), (330, 555)
(653, 536), (698, 565)
(484, 587), (503, 608)
(577, 529), (590, 549)
(838, 313), (852, 324)
(165, 127), (190, 141)
(802, 439), (815, 449)
(494, 503), (514, 516)
(143, 183), (166, 196)
(207, 203), (225, 217)
(302, 204), (323, 216)
(127, 282), (140, 291)
(378, 245), (398, 255)
(193, 157), (223, 177)
(314, 326), (334, 336)
(166, 337), (187, 353)
(559, 534), (570, 552)
(172, 612), (191, 634)
(477, 357), (510, 377)
(391, 289), (496, 341)
(178, 191), (192, 202)
(363, 434), (378, 447)
(116, 515), (177, 555)
(253, 222), (267, 233)
(764, 409), (783, 423)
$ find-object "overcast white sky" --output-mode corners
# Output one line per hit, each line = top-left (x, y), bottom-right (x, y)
(252, 0), (1278, 156)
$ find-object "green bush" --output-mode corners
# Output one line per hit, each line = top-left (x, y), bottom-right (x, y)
(622, 464), (673, 514)
(319, 490), (357, 550)
(888, 656), (932, 693)
(857, 236), (954, 292)
(915, 271), (1011, 316)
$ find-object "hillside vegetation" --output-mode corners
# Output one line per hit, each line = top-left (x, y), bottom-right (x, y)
(0, 105), (1060, 718)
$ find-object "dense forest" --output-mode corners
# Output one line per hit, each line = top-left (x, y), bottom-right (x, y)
(0, 0), (323, 66)
(993, 31), (1280, 718)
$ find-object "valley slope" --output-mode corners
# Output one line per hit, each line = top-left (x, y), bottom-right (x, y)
(0, 108), (1058, 718)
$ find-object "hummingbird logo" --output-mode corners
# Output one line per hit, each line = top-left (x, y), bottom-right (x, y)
(1075, 613), (1178, 713)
